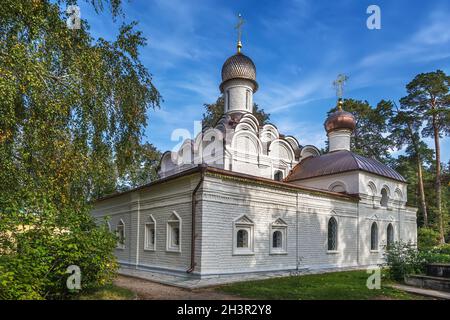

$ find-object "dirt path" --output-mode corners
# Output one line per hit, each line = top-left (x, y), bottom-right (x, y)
(113, 275), (244, 300)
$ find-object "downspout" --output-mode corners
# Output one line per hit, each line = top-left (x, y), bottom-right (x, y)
(296, 192), (299, 271)
(356, 200), (360, 266)
(135, 192), (141, 269)
(187, 165), (207, 273)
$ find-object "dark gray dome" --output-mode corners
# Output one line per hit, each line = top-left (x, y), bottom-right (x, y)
(220, 53), (258, 92)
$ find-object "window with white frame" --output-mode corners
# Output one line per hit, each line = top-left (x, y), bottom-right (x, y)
(144, 215), (156, 251)
(233, 215), (254, 255)
(116, 220), (125, 249)
(270, 218), (287, 254)
(371, 222), (378, 251)
(166, 212), (181, 252)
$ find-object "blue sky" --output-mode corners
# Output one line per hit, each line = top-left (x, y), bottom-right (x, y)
(78, 0), (450, 161)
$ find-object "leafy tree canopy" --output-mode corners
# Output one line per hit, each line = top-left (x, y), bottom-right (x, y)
(0, 0), (160, 298)
(327, 99), (394, 162)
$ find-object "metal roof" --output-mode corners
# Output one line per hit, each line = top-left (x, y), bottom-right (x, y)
(220, 53), (258, 92)
(286, 150), (406, 183)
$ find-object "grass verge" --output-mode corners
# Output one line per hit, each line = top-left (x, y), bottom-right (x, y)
(217, 270), (425, 300)
(76, 284), (136, 300)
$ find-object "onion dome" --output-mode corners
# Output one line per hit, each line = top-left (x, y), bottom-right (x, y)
(324, 100), (356, 133)
(220, 53), (258, 92)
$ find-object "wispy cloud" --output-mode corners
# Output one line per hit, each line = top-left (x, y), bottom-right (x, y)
(359, 8), (450, 68)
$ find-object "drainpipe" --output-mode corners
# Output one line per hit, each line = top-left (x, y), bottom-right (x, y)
(187, 164), (207, 273)
(296, 192), (299, 271)
(356, 201), (360, 266)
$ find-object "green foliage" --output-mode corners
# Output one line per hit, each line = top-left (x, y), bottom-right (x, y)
(76, 284), (136, 300)
(418, 227), (441, 250)
(382, 242), (425, 281)
(202, 96), (270, 127)
(327, 99), (394, 162)
(382, 241), (450, 281)
(0, 1), (159, 299)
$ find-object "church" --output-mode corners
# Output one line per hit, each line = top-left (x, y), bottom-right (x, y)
(92, 32), (417, 281)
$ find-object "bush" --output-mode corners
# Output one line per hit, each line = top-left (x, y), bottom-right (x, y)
(417, 227), (441, 250)
(0, 207), (118, 300)
(383, 241), (450, 281)
(382, 242), (426, 281)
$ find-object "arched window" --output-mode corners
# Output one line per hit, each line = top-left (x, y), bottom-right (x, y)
(237, 229), (248, 248)
(274, 170), (283, 181)
(116, 220), (125, 249)
(387, 223), (394, 248)
(371, 222), (378, 251)
(380, 188), (389, 207)
(166, 212), (181, 252)
(328, 217), (338, 251)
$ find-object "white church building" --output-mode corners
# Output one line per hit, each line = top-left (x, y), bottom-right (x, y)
(92, 39), (417, 280)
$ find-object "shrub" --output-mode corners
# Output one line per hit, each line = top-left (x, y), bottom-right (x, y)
(417, 227), (441, 250)
(382, 242), (426, 281)
(383, 241), (450, 281)
(0, 206), (118, 300)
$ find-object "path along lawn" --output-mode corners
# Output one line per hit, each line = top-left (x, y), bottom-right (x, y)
(217, 270), (424, 300)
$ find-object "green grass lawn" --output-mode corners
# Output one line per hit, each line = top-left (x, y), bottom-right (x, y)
(75, 284), (136, 300)
(217, 270), (423, 300)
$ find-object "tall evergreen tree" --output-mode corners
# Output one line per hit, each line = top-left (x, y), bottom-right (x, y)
(327, 99), (394, 162)
(400, 70), (450, 243)
(389, 104), (430, 225)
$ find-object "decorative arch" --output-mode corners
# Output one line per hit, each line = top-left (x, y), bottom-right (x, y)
(394, 188), (403, 201)
(268, 139), (295, 162)
(367, 181), (377, 196)
(328, 181), (347, 193)
(237, 114), (260, 133)
(159, 151), (177, 175)
(260, 124), (280, 142)
(300, 145), (320, 160)
(231, 131), (263, 155)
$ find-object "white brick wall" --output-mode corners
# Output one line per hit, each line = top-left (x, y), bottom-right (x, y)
(91, 170), (417, 277)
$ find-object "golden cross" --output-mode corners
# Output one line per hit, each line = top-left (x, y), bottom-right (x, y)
(235, 13), (244, 53)
(333, 74), (348, 100)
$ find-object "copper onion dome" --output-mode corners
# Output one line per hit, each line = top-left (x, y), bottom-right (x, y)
(324, 100), (356, 133)
(220, 53), (258, 92)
